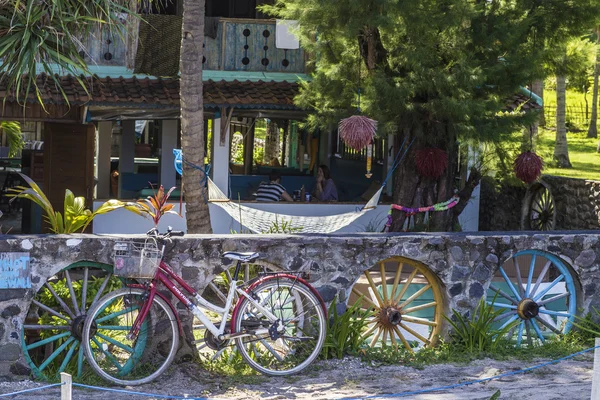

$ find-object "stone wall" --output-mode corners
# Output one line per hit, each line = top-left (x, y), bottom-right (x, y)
(480, 175), (600, 231)
(1, 232), (600, 378)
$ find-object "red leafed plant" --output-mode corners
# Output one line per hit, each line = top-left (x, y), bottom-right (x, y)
(514, 151), (543, 184)
(338, 115), (377, 150)
(135, 185), (181, 226)
(415, 147), (448, 179)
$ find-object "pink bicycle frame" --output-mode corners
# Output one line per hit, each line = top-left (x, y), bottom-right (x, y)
(127, 260), (199, 338)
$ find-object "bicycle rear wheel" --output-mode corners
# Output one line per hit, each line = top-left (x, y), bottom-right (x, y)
(232, 277), (326, 376)
(82, 288), (179, 385)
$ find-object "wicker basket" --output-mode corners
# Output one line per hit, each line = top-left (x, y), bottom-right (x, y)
(113, 240), (163, 279)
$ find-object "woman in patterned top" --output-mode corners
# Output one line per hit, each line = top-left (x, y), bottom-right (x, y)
(256, 170), (293, 202)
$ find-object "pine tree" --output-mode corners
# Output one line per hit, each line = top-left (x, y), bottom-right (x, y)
(264, 0), (599, 231)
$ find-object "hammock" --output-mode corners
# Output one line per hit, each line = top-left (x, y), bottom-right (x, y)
(207, 177), (383, 234)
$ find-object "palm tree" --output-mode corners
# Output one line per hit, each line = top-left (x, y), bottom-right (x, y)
(180, 0), (211, 233)
(0, 0), (212, 233)
(588, 25), (600, 139)
(554, 74), (572, 168)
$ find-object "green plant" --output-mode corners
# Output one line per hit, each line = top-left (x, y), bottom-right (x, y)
(321, 297), (373, 360)
(1, 121), (23, 157)
(7, 173), (131, 233)
(445, 296), (519, 353)
(133, 185), (181, 227)
(261, 217), (303, 234)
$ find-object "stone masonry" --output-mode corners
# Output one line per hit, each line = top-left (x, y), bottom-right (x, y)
(0, 231), (599, 378)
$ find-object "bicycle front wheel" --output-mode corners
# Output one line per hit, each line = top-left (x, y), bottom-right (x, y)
(232, 277), (326, 376)
(82, 288), (179, 386)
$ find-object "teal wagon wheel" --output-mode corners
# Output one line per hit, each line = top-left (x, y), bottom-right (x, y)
(489, 250), (577, 346)
(22, 262), (123, 380)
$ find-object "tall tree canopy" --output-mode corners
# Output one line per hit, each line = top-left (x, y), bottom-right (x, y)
(265, 0), (599, 231)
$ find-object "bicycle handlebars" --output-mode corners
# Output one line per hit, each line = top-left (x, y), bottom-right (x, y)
(146, 226), (185, 239)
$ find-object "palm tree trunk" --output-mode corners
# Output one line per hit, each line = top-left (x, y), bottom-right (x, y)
(180, 0), (212, 233)
(264, 120), (280, 164)
(554, 75), (572, 168)
(588, 25), (600, 138)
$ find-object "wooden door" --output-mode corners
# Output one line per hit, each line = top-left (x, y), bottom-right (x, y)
(43, 123), (95, 224)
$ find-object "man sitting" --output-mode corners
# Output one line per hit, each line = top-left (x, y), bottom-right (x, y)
(256, 170), (293, 202)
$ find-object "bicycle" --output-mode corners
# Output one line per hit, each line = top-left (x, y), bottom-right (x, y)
(82, 228), (327, 385)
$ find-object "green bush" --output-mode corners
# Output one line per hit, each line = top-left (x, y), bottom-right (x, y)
(445, 296), (519, 353)
(321, 297), (373, 360)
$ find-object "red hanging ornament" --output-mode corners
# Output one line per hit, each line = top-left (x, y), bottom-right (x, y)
(514, 151), (543, 184)
(338, 115), (377, 150)
(415, 147), (448, 179)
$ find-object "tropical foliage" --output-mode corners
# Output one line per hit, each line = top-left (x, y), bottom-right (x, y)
(132, 185), (181, 227)
(321, 297), (372, 360)
(1, 121), (23, 157)
(0, 0), (133, 105)
(7, 173), (134, 233)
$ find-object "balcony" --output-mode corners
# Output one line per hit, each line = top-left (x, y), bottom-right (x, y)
(81, 17), (307, 75)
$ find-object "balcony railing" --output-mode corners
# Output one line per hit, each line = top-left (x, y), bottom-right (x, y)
(80, 17), (307, 74)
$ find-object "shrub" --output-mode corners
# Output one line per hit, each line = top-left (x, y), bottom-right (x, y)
(321, 297), (373, 359)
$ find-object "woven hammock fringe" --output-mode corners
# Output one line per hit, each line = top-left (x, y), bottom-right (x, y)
(207, 178), (382, 234)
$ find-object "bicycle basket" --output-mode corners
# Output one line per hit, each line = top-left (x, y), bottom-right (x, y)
(113, 240), (163, 279)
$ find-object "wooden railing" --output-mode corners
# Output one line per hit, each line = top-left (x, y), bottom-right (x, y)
(80, 17), (307, 74)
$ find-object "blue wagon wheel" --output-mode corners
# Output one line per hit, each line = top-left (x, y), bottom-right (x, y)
(489, 250), (577, 346)
(22, 262), (123, 380)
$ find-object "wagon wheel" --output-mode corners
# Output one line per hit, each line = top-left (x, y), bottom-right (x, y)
(194, 260), (279, 360)
(22, 262), (123, 380)
(350, 257), (444, 353)
(522, 183), (556, 231)
(489, 250), (577, 346)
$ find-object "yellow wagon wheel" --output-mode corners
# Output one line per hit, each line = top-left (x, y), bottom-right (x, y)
(350, 257), (444, 353)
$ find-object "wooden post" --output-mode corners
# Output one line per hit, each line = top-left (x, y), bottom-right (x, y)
(592, 338), (600, 399)
(60, 372), (72, 400)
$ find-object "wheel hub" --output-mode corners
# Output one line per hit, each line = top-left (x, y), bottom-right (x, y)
(517, 298), (540, 320)
(204, 329), (229, 350)
(379, 307), (402, 327)
(71, 315), (96, 341)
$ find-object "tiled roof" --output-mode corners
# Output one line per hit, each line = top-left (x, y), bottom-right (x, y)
(505, 93), (542, 112)
(0, 74), (300, 109)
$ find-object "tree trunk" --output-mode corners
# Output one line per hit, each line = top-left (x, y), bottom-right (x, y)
(264, 120), (280, 164)
(533, 80), (545, 127)
(180, 0), (212, 233)
(554, 75), (572, 168)
(588, 26), (600, 138)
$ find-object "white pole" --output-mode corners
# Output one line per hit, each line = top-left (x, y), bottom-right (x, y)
(592, 338), (600, 400)
(60, 372), (72, 400)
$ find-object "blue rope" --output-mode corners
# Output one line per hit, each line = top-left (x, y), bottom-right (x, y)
(0, 383), (63, 397)
(342, 344), (600, 400)
(381, 137), (415, 188)
(73, 383), (215, 399)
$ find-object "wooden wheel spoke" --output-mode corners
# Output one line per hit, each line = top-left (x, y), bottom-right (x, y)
(369, 328), (383, 347)
(513, 258), (525, 298)
(391, 262), (404, 304)
(382, 328), (388, 347)
(364, 270), (385, 307)
(488, 285), (519, 305)
(32, 300), (71, 322)
(530, 319), (546, 342)
(360, 323), (379, 343)
(64, 270), (81, 316)
(399, 284), (431, 309)
(516, 321), (525, 346)
(535, 316), (562, 335)
(524, 320), (533, 347)
(399, 323), (429, 345)
(537, 292), (569, 306)
(402, 315), (437, 327)
(393, 269), (418, 304)
(525, 254), (536, 297)
(403, 301), (436, 314)
(380, 263), (389, 304)
(44, 282), (76, 319)
(533, 274), (565, 302)
(530, 260), (552, 299)
(81, 267), (89, 312)
(90, 273), (113, 307)
(389, 329), (399, 351)
(352, 287), (379, 309)
(392, 326), (413, 354)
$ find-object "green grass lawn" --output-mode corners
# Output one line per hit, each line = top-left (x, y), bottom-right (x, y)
(537, 127), (600, 180)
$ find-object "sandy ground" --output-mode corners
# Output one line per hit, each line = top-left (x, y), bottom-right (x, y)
(0, 355), (594, 400)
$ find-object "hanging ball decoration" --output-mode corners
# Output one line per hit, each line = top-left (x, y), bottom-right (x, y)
(338, 115), (377, 150)
(514, 151), (543, 184)
(415, 147), (448, 179)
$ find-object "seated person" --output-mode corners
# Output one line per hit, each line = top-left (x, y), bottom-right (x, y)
(256, 170), (293, 202)
(313, 165), (338, 201)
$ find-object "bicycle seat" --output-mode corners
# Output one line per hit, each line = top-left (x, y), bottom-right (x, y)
(222, 251), (260, 263)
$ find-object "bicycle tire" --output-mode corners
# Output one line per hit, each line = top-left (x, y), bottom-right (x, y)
(82, 288), (179, 386)
(232, 276), (326, 376)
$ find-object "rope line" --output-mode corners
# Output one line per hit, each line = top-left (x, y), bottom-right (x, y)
(0, 382), (63, 397)
(342, 344), (600, 400)
(73, 382), (214, 399)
